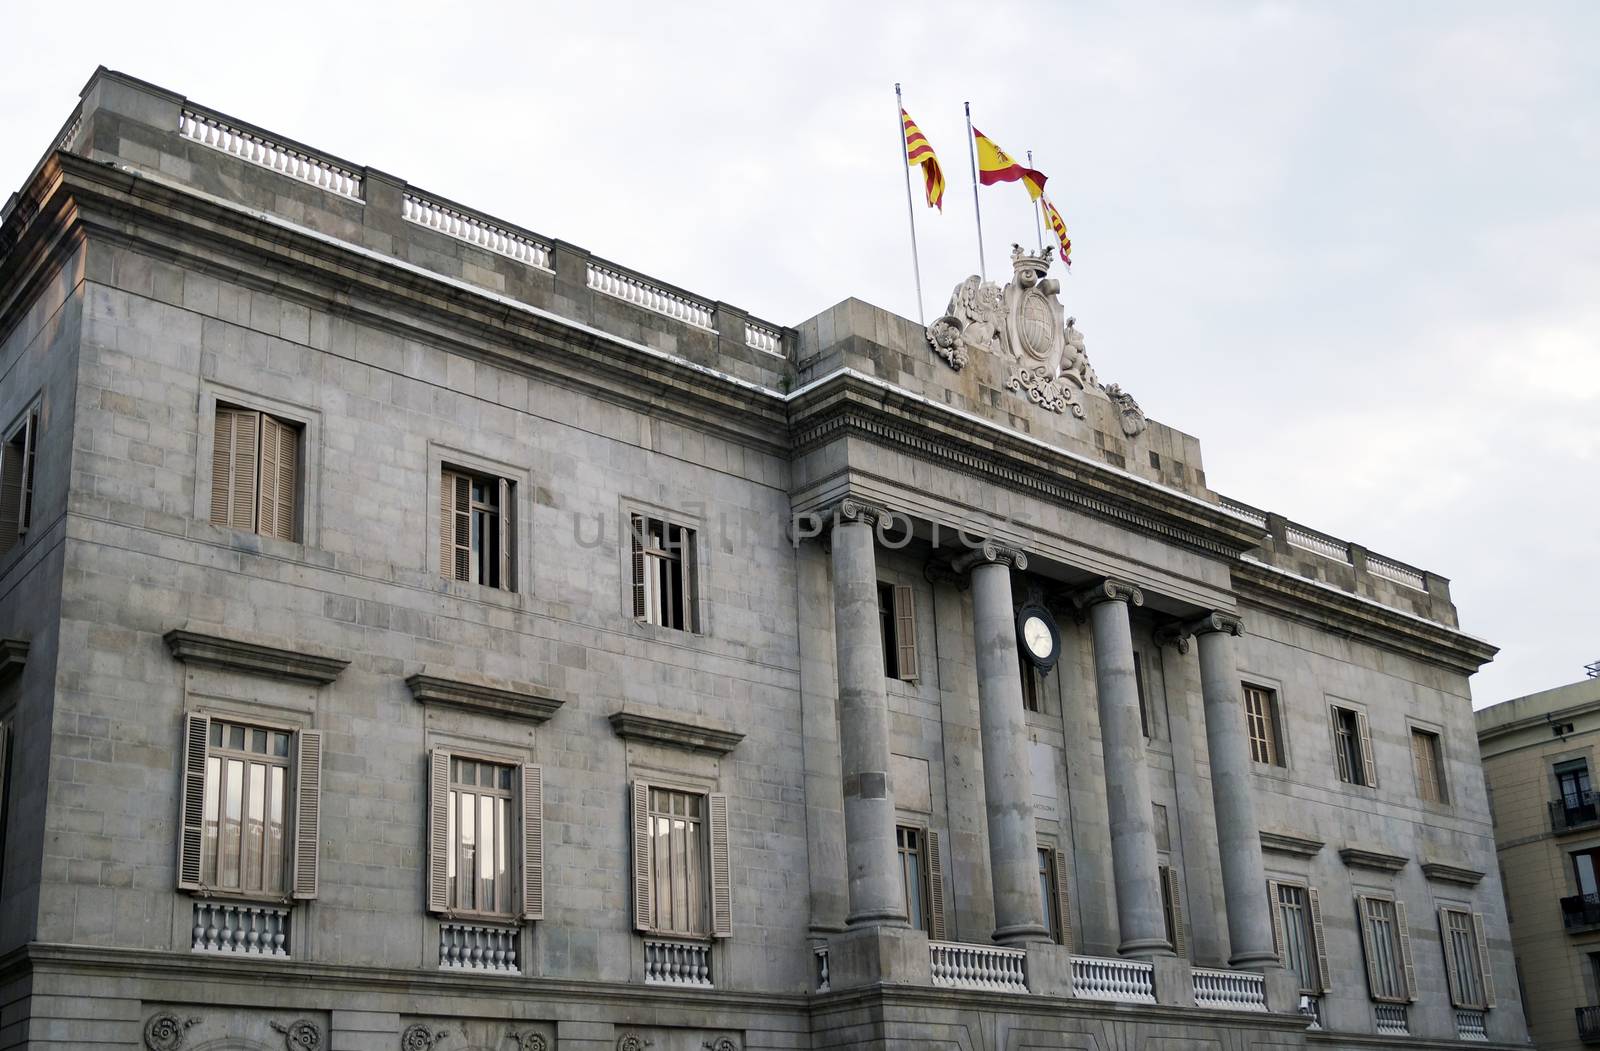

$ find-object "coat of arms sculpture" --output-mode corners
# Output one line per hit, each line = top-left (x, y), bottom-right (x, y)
(925, 245), (1145, 435)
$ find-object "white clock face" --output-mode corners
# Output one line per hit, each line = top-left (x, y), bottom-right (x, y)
(1022, 615), (1053, 659)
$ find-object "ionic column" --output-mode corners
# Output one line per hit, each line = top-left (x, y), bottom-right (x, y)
(1189, 613), (1278, 967)
(1077, 579), (1171, 957)
(953, 543), (1049, 946)
(830, 501), (906, 927)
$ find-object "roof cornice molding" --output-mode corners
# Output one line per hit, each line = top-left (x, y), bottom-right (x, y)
(405, 668), (564, 725)
(163, 625), (350, 685)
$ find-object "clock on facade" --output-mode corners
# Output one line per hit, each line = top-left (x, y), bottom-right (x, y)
(1015, 603), (1060, 671)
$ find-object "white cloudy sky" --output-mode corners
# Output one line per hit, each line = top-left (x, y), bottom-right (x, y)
(2, 2), (1594, 706)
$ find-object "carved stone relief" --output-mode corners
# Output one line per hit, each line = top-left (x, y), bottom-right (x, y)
(506, 1029), (549, 1051)
(616, 1035), (650, 1051)
(144, 1014), (202, 1051)
(401, 1024), (451, 1051)
(271, 1019), (324, 1051)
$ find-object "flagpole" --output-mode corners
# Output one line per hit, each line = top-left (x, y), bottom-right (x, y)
(964, 101), (986, 281)
(895, 84), (926, 327)
(1028, 150), (1045, 250)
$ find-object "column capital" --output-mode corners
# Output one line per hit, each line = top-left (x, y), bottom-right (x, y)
(950, 542), (1028, 574)
(1186, 611), (1244, 638)
(828, 497), (891, 528)
(922, 559), (971, 592)
(1070, 578), (1144, 611)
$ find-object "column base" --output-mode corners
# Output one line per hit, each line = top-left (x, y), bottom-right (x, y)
(846, 907), (910, 928)
(1023, 943), (1074, 997)
(825, 925), (931, 991)
(1228, 947), (1283, 969)
(1117, 936), (1175, 958)
(992, 922), (1052, 947)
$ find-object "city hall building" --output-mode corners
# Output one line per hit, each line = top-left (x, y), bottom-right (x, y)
(0, 68), (1528, 1050)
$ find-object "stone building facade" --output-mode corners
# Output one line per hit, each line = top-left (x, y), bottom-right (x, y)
(0, 67), (1528, 1049)
(1477, 677), (1600, 1049)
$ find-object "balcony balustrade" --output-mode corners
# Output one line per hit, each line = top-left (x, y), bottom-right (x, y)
(1192, 967), (1267, 1012)
(1563, 893), (1600, 931)
(1578, 1005), (1600, 1044)
(1552, 791), (1600, 833)
(927, 941), (1028, 992)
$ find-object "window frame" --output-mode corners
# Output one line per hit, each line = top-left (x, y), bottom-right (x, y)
(1243, 683), (1286, 767)
(1437, 904), (1496, 1011)
(622, 501), (706, 635)
(1038, 841), (1072, 949)
(1409, 723), (1448, 805)
(1158, 860), (1188, 957)
(443, 755), (517, 920)
(426, 746), (543, 924)
(440, 465), (515, 592)
(895, 823), (945, 938)
(629, 777), (730, 940)
(0, 397), (41, 560)
(876, 581), (919, 682)
(1330, 702), (1377, 788)
(195, 385), (320, 546)
(0, 709), (13, 901)
(1268, 877), (1330, 994)
(199, 716), (295, 899)
(1356, 893), (1417, 1004)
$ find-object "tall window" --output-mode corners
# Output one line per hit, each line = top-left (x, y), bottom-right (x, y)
(0, 401), (41, 557)
(1331, 705), (1375, 787)
(211, 406), (300, 541)
(1573, 847), (1600, 899)
(877, 583), (918, 681)
(442, 468), (513, 590)
(1270, 881), (1328, 994)
(1133, 652), (1150, 738)
(1158, 863), (1187, 956)
(1021, 664), (1041, 713)
(898, 825), (929, 932)
(1038, 846), (1071, 947)
(445, 758), (514, 917)
(1559, 760), (1594, 809)
(630, 514), (697, 631)
(629, 781), (728, 939)
(0, 714), (12, 898)
(1244, 685), (1284, 766)
(1411, 728), (1446, 804)
(1439, 906), (1495, 1010)
(1357, 895), (1415, 1003)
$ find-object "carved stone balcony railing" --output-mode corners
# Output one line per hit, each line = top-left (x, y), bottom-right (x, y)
(404, 193), (552, 270)
(1373, 1003), (1409, 1035)
(1455, 1009), (1488, 1041)
(1368, 553), (1427, 591)
(1299, 994), (1323, 1031)
(1219, 496), (1269, 529)
(178, 109), (363, 200)
(1192, 967), (1267, 1012)
(644, 937), (712, 987)
(814, 945), (830, 993)
(1562, 893), (1600, 931)
(1286, 524), (1351, 563)
(744, 321), (783, 357)
(928, 941), (1028, 993)
(191, 901), (291, 957)
(1070, 954), (1156, 1003)
(1577, 1005), (1600, 1044)
(587, 262), (715, 330)
(1552, 791), (1600, 834)
(439, 920), (521, 973)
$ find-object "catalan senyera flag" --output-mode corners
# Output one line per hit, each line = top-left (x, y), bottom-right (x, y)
(973, 127), (1047, 201)
(1042, 195), (1073, 268)
(901, 108), (945, 211)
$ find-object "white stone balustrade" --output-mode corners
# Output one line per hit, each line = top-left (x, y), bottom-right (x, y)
(439, 921), (521, 973)
(1455, 1009), (1488, 1041)
(1300, 994), (1324, 1030)
(1374, 1003), (1410, 1035)
(191, 901), (291, 957)
(744, 321), (783, 356)
(1286, 525), (1351, 563)
(1192, 967), (1267, 1012)
(403, 194), (552, 270)
(1368, 553), (1427, 591)
(814, 946), (830, 992)
(1219, 497), (1268, 528)
(928, 941), (1028, 992)
(178, 110), (363, 200)
(644, 937), (713, 987)
(587, 262), (715, 329)
(1070, 954), (1156, 1003)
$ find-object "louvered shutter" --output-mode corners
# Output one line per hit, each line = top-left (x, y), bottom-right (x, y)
(1357, 896), (1382, 997)
(1054, 848), (1073, 950)
(291, 729), (322, 899)
(1357, 710), (1377, 787)
(1473, 911), (1496, 1008)
(1266, 879), (1285, 959)
(452, 474), (472, 581)
(16, 411), (36, 534)
(629, 516), (646, 619)
(258, 414), (281, 539)
(209, 408), (234, 526)
(499, 478), (515, 592)
(0, 437), (19, 555)
(892, 584), (918, 680)
(632, 780), (653, 931)
(684, 526), (701, 633)
(257, 415), (297, 541)
(709, 792), (732, 938)
(1308, 886), (1331, 992)
(1396, 899), (1417, 1002)
(520, 764), (543, 921)
(229, 409), (260, 531)
(1165, 866), (1188, 957)
(439, 471), (457, 577)
(427, 749), (450, 913)
(1330, 707), (1349, 782)
(1439, 907), (1464, 1007)
(177, 713), (210, 890)
(926, 829), (946, 940)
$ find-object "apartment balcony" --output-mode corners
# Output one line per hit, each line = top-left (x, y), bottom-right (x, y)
(1578, 1005), (1600, 1044)
(1551, 791), (1600, 833)
(1562, 893), (1600, 931)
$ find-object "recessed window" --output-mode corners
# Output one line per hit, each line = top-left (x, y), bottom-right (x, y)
(1244, 684), (1285, 766)
(211, 405), (301, 541)
(1331, 705), (1376, 787)
(1411, 728), (1447, 804)
(445, 757), (515, 917)
(1021, 663), (1041, 712)
(442, 468), (514, 590)
(877, 583), (919, 681)
(1158, 863), (1187, 956)
(1270, 880), (1328, 995)
(0, 402), (39, 557)
(0, 713), (14, 899)
(1439, 906), (1494, 1010)
(1038, 845), (1071, 948)
(896, 824), (943, 935)
(630, 781), (729, 939)
(1133, 652), (1150, 738)
(1356, 895), (1414, 1003)
(630, 514), (698, 631)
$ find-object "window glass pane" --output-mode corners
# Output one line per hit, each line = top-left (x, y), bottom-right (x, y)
(273, 732), (290, 757)
(495, 796), (509, 915)
(446, 787), (457, 907)
(222, 758), (244, 888)
(266, 765), (285, 895)
(229, 725), (245, 750)
(459, 792), (476, 911)
(480, 794), (495, 912)
(203, 755), (220, 885)
(210, 722), (223, 747)
(251, 729), (267, 754)
(244, 762), (265, 893)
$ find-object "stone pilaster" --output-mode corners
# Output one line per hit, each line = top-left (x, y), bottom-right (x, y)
(1187, 612), (1278, 967)
(1076, 579), (1171, 957)
(952, 543), (1049, 945)
(830, 500), (906, 927)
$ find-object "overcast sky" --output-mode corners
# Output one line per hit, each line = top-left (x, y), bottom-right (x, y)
(2, 1), (1593, 707)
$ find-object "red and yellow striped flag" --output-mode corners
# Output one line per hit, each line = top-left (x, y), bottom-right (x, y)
(1042, 195), (1072, 267)
(973, 127), (1047, 201)
(901, 108), (945, 211)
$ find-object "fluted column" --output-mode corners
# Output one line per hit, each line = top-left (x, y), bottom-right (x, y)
(1078, 579), (1171, 957)
(953, 543), (1049, 945)
(1189, 613), (1278, 967)
(830, 501), (906, 927)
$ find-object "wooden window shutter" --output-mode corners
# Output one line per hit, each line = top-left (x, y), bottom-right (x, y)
(1473, 911), (1496, 1008)
(1357, 896), (1383, 997)
(629, 515), (646, 619)
(632, 780), (653, 931)
(1395, 899), (1417, 1002)
(258, 415), (281, 539)
(229, 409), (260, 531)
(177, 713), (210, 891)
(291, 729), (322, 899)
(17, 410), (37, 534)
(1266, 879), (1285, 959)
(1438, 907), (1464, 1007)
(709, 792), (732, 938)
(257, 415), (297, 541)
(439, 471), (456, 577)
(427, 749), (450, 914)
(892, 584), (918, 680)
(1329, 707), (1348, 781)
(1357, 710), (1377, 787)
(926, 828), (946, 941)
(1054, 847), (1073, 950)
(0, 433), (22, 554)
(1308, 886), (1331, 992)
(499, 478), (515, 592)
(520, 764), (543, 921)
(1164, 865), (1188, 957)
(684, 525), (701, 633)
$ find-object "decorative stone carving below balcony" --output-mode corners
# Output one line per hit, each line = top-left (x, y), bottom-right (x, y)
(1259, 830), (1325, 857)
(0, 637), (27, 685)
(1338, 846), (1409, 872)
(164, 625), (350, 685)
(406, 668), (564, 725)
(609, 703), (744, 756)
(1421, 860), (1486, 886)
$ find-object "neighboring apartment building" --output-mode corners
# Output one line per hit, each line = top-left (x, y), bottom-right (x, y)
(0, 68), (1528, 1050)
(1477, 676), (1600, 1049)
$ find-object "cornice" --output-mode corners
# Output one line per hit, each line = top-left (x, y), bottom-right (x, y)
(1338, 846), (1409, 873)
(406, 668), (564, 724)
(0, 638), (27, 686)
(1259, 830), (1325, 858)
(608, 703), (744, 757)
(163, 625), (349, 686)
(1420, 861), (1485, 887)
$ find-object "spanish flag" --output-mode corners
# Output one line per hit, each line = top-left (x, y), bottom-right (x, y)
(1042, 195), (1073, 267)
(973, 127), (1046, 201)
(902, 108), (945, 211)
